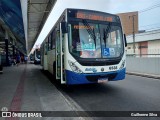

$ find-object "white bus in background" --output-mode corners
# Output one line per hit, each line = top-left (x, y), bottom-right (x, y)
(41, 8), (127, 85)
(33, 48), (41, 64)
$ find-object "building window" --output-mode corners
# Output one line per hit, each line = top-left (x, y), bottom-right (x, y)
(127, 47), (131, 49)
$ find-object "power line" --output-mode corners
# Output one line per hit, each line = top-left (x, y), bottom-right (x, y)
(139, 3), (160, 13)
(139, 4), (160, 13)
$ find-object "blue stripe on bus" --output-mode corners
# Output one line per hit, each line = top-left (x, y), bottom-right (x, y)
(65, 68), (126, 85)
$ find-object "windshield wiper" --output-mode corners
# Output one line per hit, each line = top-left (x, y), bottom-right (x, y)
(82, 20), (96, 48)
(103, 23), (111, 48)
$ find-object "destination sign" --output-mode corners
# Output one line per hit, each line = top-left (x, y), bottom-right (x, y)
(76, 12), (113, 22)
(67, 9), (118, 22)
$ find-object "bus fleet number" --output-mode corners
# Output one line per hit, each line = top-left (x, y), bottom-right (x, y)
(109, 66), (117, 70)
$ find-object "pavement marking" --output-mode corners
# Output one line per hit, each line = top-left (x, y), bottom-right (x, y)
(6, 65), (27, 120)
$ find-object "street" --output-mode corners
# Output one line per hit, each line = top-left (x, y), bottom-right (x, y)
(52, 74), (160, 120)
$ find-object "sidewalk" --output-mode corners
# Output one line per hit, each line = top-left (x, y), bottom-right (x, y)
(126, 71), (160, 79)
(0, 64), (79, 120)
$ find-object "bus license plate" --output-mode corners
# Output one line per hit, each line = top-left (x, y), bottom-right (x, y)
(98, 78), (108, 83)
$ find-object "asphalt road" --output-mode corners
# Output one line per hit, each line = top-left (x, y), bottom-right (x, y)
(52, 74), (160, 120)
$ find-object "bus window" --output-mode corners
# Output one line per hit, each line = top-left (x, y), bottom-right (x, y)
(68, 22), (123, 59)
(100, 25), (123, 58)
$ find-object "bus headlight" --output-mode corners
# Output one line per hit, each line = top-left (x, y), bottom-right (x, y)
(68, 60), (83, 73)
(119, 60), (125, 70)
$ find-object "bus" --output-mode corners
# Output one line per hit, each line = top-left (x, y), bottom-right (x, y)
(33, 48), (41, 64)
(41, 8), (127, 85)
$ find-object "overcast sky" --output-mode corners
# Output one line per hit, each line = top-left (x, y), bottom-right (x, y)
(34, 0), (160, 47)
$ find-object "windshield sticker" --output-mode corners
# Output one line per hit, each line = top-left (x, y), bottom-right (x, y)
(74, 25), (94, 29)
(103, 48), (110, 56)
(76, 43), (82, 51)
(82, 43), (95, 51)
(109, 48), (115, 56)
(103, 48), (115, 56)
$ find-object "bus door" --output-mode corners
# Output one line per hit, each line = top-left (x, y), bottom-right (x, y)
(56, 23), (66, 84)
(56, 30), (61, 80)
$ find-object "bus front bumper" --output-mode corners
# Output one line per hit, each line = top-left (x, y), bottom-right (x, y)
(65, 68), (126, 85)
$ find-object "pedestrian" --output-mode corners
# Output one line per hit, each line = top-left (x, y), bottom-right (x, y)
(21, 55), (24, 63)
(16, 54), (20, 66)
(24, 56), (28, 64)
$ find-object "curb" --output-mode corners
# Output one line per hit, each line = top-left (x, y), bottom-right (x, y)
(126, 72), (160, 79)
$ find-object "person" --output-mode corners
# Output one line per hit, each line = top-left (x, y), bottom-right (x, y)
(13, 57), (16, 65)
(21, 55), (24, 63)
(16, 54), (20, 66)
(24, 56), (28, 64)
(8, 56), (12, 66)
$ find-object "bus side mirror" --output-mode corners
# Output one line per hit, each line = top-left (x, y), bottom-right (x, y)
(61, 22), (68, 34)
(124, 34), (127, 47)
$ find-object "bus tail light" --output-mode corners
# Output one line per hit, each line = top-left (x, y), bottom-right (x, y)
(68, 60), (83, 73)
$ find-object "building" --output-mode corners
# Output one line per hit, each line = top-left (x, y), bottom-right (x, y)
(117, 11), (138, 35)
(117, 11), (160, 57)
(126, 29), (160, 56)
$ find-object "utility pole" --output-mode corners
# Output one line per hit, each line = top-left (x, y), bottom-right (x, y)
(129, 15), (136, 54)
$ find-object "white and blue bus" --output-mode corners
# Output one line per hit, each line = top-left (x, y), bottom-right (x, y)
(33, 48), (41, 64)
(41, 8), (127, 85)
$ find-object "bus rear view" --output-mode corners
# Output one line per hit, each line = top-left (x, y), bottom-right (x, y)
(41, 8), (127, 85)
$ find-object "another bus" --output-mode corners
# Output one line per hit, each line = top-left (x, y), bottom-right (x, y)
(41, 8), (127, 85)
(33, 48), (41, 64)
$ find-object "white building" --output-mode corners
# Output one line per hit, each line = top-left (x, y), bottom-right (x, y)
(126, 29), (160, 56)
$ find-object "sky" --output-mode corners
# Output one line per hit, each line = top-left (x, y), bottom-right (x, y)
(33, 0), (160, 48)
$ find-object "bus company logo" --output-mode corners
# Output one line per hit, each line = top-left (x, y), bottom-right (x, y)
(85, 68), (97, 72)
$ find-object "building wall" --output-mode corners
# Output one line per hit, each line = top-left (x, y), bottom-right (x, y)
(117, 11), (138, 35)
(127, 40), (160, 55)
(127, 43), (139, 54)
(138, 41), (148, 55)
(148, 40), (160, 54)
(126, 57), (160, 75)
(127, 30), (160, 43)
(126, 30), (160, 56)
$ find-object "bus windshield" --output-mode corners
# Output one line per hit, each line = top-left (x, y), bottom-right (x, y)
(68, 21), (123, 59)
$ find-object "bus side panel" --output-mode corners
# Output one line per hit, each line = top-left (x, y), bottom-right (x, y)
(47, 50), (56, 74)
(43, 55), (48, 70)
